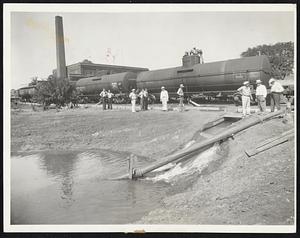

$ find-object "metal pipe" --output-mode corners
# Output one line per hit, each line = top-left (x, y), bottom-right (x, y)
(133, 110), (284, 178)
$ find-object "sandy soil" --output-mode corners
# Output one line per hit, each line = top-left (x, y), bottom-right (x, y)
(11, 104), (223, 160)
(139, 115), (295, 225)
(10, 104), (295, 225)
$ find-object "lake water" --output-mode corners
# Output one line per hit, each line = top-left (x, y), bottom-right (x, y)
(11, 121), (232, 225)
(11, 150), (174, 224)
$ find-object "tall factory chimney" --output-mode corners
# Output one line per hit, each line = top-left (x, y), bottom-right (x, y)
(55, 16), (67, 79)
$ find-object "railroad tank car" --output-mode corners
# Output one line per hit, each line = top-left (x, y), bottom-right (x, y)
(136, 55), (272, 98)
(17, 86), (37, 102)
(76, 72), (138, 95)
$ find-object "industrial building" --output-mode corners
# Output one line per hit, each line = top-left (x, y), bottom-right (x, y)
(52, 59), (149, 81)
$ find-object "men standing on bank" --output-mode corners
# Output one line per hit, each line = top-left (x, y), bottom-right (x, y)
(129, 89), (137, 112)
(143, 88), (149, 110)
(139, 89), (145, 111)
(100, 88), (107, 110)
(177, 84), (185, 112)
(237, 81), (253, 117)
(160, 86), (169, 111)
(255, 79), (267, 113)
(269, 78), (284, 112)
(107, 90), (114, 110)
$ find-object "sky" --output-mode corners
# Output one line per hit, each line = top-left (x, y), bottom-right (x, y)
(9, 7), (295, 89)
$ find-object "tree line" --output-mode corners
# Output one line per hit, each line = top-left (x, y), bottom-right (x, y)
(241, 41), (294, 80)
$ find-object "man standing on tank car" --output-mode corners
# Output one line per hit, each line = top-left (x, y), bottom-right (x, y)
(255, 79), (267, 113)
(177, 84), (185, 112)
(269, 78), (284, 112)
(160, 86), (169, 111)
(237, 81), (253, 118)
(100, 88), (107, 110)
(143, 88), (149, 110)
(107, 90), (114, 110)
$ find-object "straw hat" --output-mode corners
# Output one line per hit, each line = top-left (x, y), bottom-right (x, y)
(180, 84), (184, 88)
(161, 86), (165, 89)
(269, 78), (275, 85)
(243, 81), (250, 85)
(256, 79), (262, 84)
(132, 89), (135, 91)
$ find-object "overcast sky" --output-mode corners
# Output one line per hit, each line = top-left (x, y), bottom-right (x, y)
(10, 8), (295, 89)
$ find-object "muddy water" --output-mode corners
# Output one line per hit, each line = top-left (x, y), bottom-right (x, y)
(11, 120), (234, 225)
(11, 150), (173, 224)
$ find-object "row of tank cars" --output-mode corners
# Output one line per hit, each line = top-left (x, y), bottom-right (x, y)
(15, 55), (294, 105)
(75, 55), (294, 104)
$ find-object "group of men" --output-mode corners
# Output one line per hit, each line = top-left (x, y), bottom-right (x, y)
(100, 77), (285, 115)
(237, 78), (285, 117)
(159, 84), (185, 112)
(99, 89), (114, 110)
(127, 84), (185, 113)
(128, 88), (149, 112)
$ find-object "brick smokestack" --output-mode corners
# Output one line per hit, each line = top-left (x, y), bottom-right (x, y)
(55, 16), (67, 79)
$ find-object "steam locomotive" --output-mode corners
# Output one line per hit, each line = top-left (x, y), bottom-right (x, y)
(75, 55), (274, 103)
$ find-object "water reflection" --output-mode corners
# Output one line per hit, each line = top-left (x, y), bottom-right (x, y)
(39, 152), (78, 206)
(11, 150), (172, 224)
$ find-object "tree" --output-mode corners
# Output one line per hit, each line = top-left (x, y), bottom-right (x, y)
(241, 42), (294, 80)
(29, 76), (38, 86)
(34, 75), (77, 108)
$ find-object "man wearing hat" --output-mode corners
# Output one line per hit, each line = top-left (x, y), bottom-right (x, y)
(237, 81), (253, 117)
(177, 84), (185, 112)
(129, 89), (137, 112)
(99, 88), (107, 110)
(160, 86), (169, 111)
(255, 79), (267, 113)
(269, 78), (284, 112)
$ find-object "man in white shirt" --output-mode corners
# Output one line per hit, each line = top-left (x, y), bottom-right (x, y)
(107, 90), (114, 110)
(269, 78), (284, 112)
(160, 86), (169, 111)
(255, 79), (267, 113)
(129, 89), (137, 112)
(177, 84), (185, 112)
(237, 81), (253, 117)
(99, 89), (107, 110)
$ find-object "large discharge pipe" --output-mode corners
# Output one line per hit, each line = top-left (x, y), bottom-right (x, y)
(131, 110), (284, 179)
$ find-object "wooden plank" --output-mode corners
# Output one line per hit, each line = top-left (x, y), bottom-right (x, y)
(245, 133), (293, 157)
(255, 129), (294, 149)
(128, 155), (135, 180)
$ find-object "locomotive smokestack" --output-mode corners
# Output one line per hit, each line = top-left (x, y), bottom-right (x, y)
(55, 16), (67, 79)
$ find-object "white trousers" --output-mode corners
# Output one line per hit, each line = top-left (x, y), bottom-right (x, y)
(162, 100), (168, 111)
(242, 96), (251, 116)
(131, 100), (136, 112)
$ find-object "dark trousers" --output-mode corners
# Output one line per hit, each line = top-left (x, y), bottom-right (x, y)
(102, 98), (107, 110)
(270, 93), (281, 112)
(107, 98), (112, 110)
(140, 97), (144, 110)
(144, 97), (148, 110)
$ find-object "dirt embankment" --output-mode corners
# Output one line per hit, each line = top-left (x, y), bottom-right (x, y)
(10, 105), (295, 225)
(139, 115), (295, 225)
(11, 106), (222, 159)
